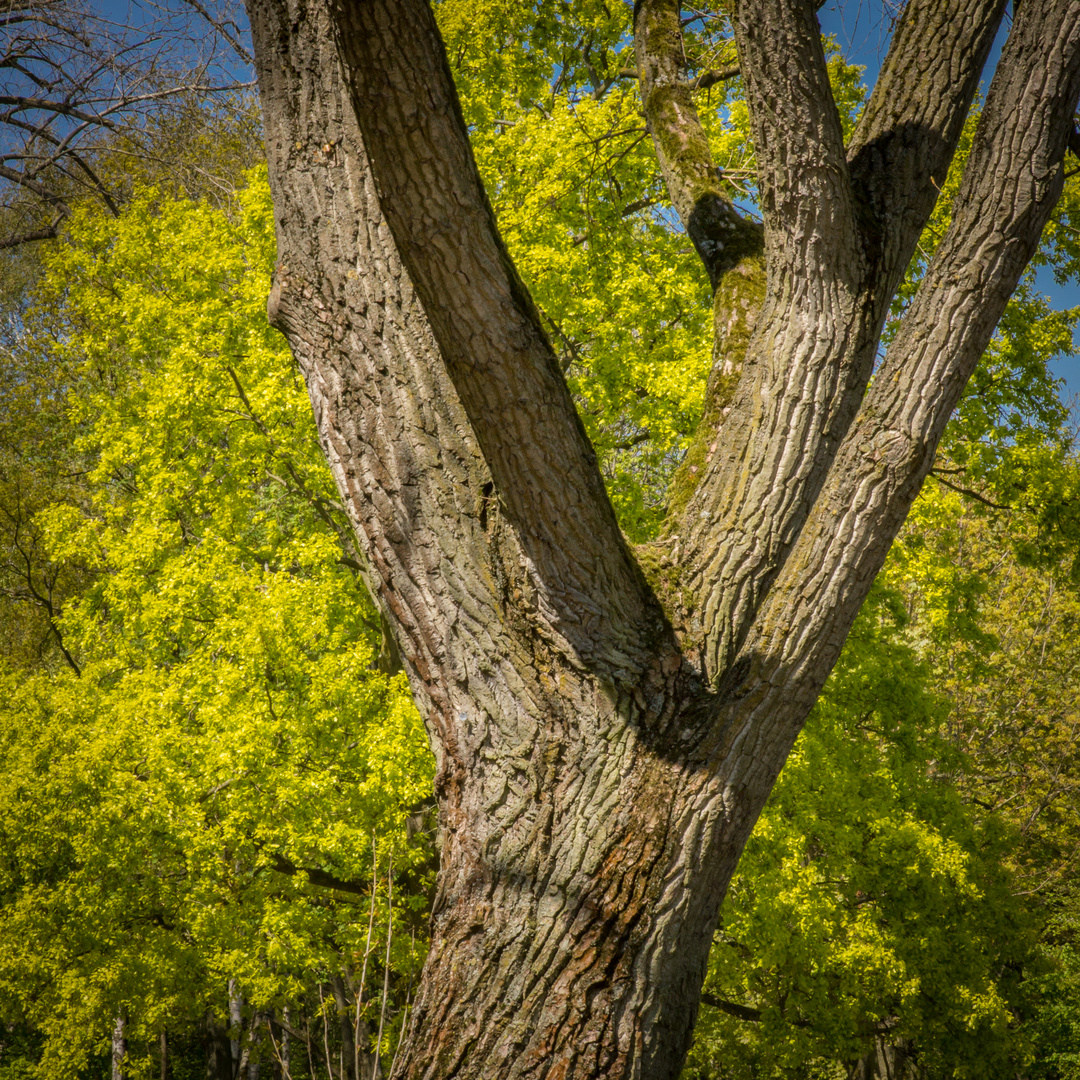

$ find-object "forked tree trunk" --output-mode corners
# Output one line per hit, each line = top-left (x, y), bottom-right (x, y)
(243, 0), (1080, 1075)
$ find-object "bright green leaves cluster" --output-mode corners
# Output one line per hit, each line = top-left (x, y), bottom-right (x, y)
(889, 482), (1080, 1076)
(686, 576), (1032, 1079)
(437, 0), (628, 130)
(0, 172), (433, 1077)
(939, 281), (1080, 573)
(895, 486), (1080, 900)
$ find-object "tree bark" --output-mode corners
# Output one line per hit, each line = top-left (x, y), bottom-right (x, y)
(229, 979), (244, 1078)
(111, 1014), (127, 1080)
(205, 1013), (234, 1080)
(242, 0), (1080, 1076)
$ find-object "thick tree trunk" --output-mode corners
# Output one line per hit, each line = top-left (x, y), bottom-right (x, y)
(243, 0), (1080, 1075)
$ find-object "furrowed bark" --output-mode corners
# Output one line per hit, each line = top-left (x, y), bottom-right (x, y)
(326, 0), (657, 675)
(245, 0), (503, 768)
(673, 0), (1011, 680)
(674, 0), (869, 679)
(847, 0), (1009, 298)
(698, 0), (1080, 809)
(246, 1), (749, 1076)
(245, 0), (1080, 1076)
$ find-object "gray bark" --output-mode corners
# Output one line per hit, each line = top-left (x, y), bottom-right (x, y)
(111, 1014), (126, 1080)
(242, 0), (1080, 1076)
(229, 978), (243, 1077)
(282, 1010), (291, 1080)
(849, 1037), (924, 1080)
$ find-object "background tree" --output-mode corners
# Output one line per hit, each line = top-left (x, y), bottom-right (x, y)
(0, 173), (432, 1080)
(0, 0), (257, 249)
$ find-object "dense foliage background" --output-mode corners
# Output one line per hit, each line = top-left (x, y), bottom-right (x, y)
(2, 3), (1080, 1078)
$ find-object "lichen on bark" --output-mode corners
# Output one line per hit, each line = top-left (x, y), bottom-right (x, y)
(667, 251), (765, 518)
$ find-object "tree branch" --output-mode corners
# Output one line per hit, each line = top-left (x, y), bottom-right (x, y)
(0, 212), (62, 247)
(633, 0), (757, 290)
(698, 992), (762, 1022)
(0, 160), (69, 208)
(670, 0), (1014, 683)
(929, 471), (1013, 510)
(669, 0), (869, 679)
(693, 65), (740, 90)
(729, 0), (857, 266)
(714, 0), (1080, 804)
(265, 850), (370, 896)
(847, 0), (1009, 302)
(325, 0), (656, 672)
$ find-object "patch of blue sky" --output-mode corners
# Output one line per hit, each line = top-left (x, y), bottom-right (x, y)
(819, 0), (1079, 402)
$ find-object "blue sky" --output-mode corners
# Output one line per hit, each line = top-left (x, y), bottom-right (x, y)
(819, 1), (1080, 403)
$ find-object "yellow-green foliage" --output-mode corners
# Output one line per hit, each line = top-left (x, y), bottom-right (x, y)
(0, 172), (433, 1077)
(685, 568), (1032, 1080)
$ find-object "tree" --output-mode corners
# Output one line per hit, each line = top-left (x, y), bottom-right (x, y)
(239, 0), (1080, 1074)
(0, 174), (432, 1080)
(0, 0), (258, 248)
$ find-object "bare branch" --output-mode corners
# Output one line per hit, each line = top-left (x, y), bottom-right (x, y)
(0, 0), (257, 244)
(265, 850), (371, 897)
(0, 210), (61, 247)
(693, 64), (740, 90)
(177, 0), (255, 64)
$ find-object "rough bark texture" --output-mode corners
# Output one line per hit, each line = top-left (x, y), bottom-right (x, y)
(242, 0), (1080, 1076)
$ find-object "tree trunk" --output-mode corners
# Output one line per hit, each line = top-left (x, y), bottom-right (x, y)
(849, 1037), (924, 1080)
(229, 979), (244, 1078)
(329, 975), (356, 1080)
(277, 1007), (291, 1080)
(243, 0), (1080, 1075)
(111, 1014), (127, 1080)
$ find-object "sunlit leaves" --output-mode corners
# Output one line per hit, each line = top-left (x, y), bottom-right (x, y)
(0, 171), (433, 1077)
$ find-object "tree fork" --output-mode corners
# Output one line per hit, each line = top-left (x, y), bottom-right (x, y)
(243, 0), (1080, 1076)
